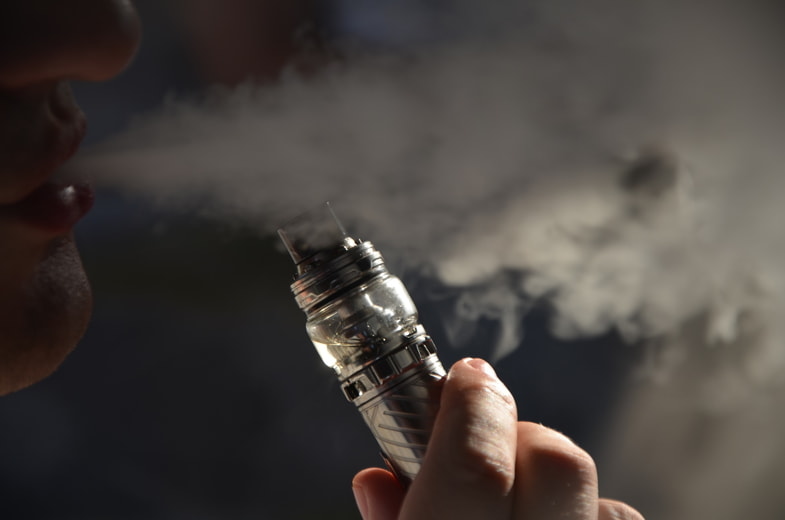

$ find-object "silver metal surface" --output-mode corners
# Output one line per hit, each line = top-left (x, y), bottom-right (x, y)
(281, 219), (445, 485)
(356, 355), (445, 484)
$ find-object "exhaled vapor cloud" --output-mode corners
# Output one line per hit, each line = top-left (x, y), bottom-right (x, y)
(71, 1), (785, 517)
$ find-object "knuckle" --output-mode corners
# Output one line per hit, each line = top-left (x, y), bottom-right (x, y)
(452, 430), (517, 496)
(524, 435), (599, 500)
(432, 360), (520, 498)
(515, 424), (601, 518)
(444, 382), (518, 496)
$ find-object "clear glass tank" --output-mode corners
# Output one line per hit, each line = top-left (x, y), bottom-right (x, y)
(306, 274), (419, 372)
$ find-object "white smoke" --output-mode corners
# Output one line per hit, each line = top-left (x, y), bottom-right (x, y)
(75, 0), (785, 358)
(71, 1), (785, 518)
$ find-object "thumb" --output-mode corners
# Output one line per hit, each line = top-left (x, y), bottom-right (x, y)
(352, 467), (405, 520)
(401, 358), (518, 520)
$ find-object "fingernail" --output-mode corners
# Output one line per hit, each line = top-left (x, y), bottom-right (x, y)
(465, 357), (498, 378)
(352, 484), (369, 519)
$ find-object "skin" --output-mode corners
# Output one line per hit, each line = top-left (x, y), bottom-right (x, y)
(0, 0), (140, 395)
(0, 2), (645, 518)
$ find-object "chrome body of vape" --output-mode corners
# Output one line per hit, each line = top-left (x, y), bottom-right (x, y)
(280, 217), (445, 486)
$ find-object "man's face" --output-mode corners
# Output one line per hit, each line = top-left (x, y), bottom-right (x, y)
(0, 0), (140, 394)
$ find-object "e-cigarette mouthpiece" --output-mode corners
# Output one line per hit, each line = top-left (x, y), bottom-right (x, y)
(279, 205), (446, 486)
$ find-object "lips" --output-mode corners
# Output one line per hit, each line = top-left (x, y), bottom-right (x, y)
(0, 181), (95, 234)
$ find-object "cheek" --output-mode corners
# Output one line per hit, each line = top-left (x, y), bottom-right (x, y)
(0, 234), (92, 395)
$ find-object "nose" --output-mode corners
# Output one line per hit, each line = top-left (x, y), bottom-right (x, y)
(0, 0), (141, 88)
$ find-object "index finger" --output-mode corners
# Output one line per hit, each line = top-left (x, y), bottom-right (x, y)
(401, 358), (518, 520)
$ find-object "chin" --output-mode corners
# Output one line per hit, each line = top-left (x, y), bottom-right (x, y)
(0, 234), (92, 396)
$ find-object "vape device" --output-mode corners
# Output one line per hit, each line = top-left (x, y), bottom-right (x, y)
(279, 206), (446, 486)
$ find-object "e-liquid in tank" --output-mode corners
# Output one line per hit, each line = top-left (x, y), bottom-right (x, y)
(279, 205), (446, 486)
